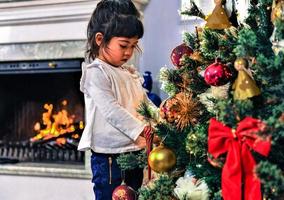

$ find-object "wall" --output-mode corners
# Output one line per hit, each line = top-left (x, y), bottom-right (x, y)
(140, 0), (214, 99)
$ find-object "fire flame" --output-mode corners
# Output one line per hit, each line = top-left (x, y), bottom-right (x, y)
(31, 100), (84, 145)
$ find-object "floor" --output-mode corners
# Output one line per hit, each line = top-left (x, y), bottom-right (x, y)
(0, 174), (94, 200)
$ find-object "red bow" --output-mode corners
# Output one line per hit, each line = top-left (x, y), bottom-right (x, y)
(208, 117), (271, 200)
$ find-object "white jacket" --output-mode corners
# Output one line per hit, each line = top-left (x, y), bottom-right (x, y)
(78, 59), (147, 154)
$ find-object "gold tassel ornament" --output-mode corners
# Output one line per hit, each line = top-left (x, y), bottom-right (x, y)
(205, 0), (232, 30)
(232, 58), (261, 100)
(271, 0), (284, 24)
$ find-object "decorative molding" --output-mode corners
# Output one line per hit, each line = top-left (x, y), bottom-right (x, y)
(0, 0), (97, 26)
(133, 0), (150, 12)
(0, 0), (90, 8)
(0, 0), (150, 43)
(0, 0), (150, 26)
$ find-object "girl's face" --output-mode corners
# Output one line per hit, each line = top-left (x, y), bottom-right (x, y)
(98, 36), (139, 67)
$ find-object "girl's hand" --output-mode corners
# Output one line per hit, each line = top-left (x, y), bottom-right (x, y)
(153, 134), (161, 145)
(140, 126), (160, 144)
(134, 136), (146, 148)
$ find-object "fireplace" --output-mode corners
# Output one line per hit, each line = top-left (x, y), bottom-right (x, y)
(0, 59), (84, 164)
(0, 58), (91, 178)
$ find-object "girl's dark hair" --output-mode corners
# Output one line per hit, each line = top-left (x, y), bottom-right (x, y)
(86, 0), (143, 61)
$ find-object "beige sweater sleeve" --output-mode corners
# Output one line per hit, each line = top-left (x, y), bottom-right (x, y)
(83, 65), (145, 141)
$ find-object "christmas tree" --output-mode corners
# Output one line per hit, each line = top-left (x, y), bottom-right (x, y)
(117, 0), (284, 199)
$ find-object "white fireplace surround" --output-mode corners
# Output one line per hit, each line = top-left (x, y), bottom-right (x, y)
(0, 0), (149, 44)
(0, 0), (149, 178)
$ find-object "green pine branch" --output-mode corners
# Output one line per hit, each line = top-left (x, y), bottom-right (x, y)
(256, 161), (284, 199)
(138, 175), (175, 200)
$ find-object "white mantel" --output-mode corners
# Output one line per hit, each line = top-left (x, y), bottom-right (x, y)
(0, 0), (149, 44)
(0, 0), (149, 61)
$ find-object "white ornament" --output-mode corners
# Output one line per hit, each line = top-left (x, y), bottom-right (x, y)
(270, 26), (284, 55)
(174, 176), (209, 200)
(235, 0), (250, 22)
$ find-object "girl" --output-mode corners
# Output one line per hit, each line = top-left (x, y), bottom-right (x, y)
(78, 1), (150, 199)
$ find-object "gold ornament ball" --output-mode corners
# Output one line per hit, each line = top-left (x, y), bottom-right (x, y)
(148, 144), (176, 173)
(234, 58), (248, 71)
(271, 1), (284, 23)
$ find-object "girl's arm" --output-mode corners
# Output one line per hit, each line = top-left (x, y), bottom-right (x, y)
(84, 66), (145, 141)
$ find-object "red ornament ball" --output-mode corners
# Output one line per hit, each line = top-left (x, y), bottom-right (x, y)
(170, 43), (193, 68)
(204, 61), (232, 86)
(112, 183), (137, 200)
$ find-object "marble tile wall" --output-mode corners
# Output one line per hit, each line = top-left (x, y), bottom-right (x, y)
(0, 41), (85, 61)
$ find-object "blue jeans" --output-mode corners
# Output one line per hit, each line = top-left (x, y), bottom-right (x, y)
(91, 151), (143, 200)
